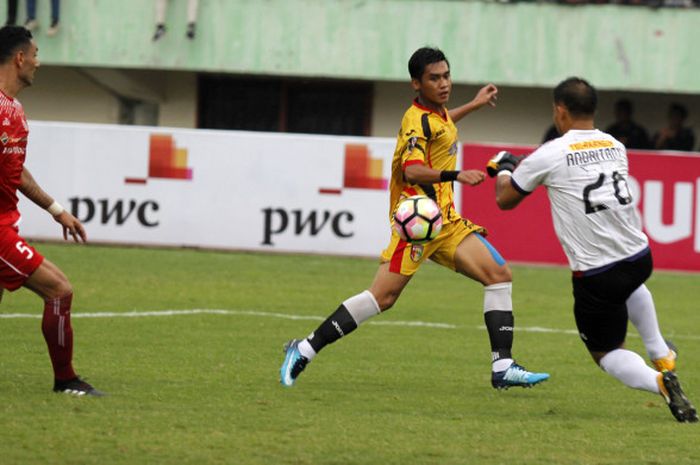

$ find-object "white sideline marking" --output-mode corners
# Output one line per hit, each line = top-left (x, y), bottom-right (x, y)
(1, 309), (699, 340)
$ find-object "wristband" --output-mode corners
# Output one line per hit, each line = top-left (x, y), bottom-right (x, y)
(439, 170), (460, 182)
(47, 201), (64, 216)
(497, 170), (513, 178)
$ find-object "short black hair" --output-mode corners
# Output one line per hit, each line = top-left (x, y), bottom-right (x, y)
(408, 47), (450, 80)
(615, 98), (633, 114)
(0, 26), (33, 64)
(669, 102), (688, 120)
(553, 77), (597, 117)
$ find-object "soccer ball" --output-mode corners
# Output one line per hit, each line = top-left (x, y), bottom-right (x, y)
(393, 195), (443, 243)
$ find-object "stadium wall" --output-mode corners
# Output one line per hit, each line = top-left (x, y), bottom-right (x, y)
(19, 121), (700, 272)
(21, 68), (700, 146)
(28, 0), (700, 93)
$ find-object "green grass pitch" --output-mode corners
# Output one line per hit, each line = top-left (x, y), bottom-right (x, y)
(1, 243), (699, 465)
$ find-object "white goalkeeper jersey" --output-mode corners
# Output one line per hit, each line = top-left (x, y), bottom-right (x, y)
(511, 129), (649, 272)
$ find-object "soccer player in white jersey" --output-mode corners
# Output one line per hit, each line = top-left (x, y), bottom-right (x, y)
(486, 77), (697, 422)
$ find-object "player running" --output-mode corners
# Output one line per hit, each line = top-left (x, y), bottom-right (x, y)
(280, 47), (549, 390)
(0, 26), (103, 396)
(487, 77), (696, 422)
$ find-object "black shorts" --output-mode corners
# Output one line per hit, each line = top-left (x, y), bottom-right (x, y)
(572, 249), (653, 352)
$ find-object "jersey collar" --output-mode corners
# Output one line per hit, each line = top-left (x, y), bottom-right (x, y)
(412, 98), (448, 121)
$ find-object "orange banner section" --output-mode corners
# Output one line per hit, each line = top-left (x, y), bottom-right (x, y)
(149, 134), (192, 180)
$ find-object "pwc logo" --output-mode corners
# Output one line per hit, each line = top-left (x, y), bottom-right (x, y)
(262, 143), (389, 246)
(125, 134), (193, 184)
(71, 134), (193, 228)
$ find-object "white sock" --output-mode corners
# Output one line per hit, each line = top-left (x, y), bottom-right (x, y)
(492, 358), (513, 372)
(626, 285), (670, 360)
(297, 338), (316, 361)
(599, 349), (660, 394)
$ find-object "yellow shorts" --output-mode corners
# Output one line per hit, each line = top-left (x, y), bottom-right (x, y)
(380, 219), (486, 276)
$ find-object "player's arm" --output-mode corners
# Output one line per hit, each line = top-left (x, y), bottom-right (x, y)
(486, 151), (531, 210)
(494, 174), (526, 210)
(404, 163), (485, 186)
(19, 168), (87, 243)
(448, 84), (498, 123)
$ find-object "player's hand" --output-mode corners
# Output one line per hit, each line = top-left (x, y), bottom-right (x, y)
(474, 84), (498, 109)
(53, 211), (87, 243)
(486, 151), (524, 177)
(457, 170), (486, 186)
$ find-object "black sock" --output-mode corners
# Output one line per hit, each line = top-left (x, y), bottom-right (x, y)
(307, 304), (357, 353)
(484, 310), (513, 362)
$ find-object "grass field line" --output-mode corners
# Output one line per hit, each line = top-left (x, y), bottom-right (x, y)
(2, 308), (700, 340)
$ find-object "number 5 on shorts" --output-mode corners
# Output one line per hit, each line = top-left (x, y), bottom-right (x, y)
(16, 240), (34, 259)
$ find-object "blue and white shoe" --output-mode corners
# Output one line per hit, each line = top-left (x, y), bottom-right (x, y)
(280, 339), (309, 387)
(492, 362), (549, 390)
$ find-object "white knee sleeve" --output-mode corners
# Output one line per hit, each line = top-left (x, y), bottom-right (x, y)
(484, 282), (513, 313)
(343, 290), (380, 325)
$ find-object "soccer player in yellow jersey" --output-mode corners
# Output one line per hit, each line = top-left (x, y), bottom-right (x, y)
(280, 47), (549, 389)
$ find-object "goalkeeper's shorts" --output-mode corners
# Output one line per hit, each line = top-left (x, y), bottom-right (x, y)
(380, 218), (485, 276)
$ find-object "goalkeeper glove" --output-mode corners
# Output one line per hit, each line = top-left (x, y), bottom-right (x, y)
(486, 151), (524, 177)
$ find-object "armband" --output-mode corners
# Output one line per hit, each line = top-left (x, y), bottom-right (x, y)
(439, 170), (460, 182)
(47, 201), (64, 216)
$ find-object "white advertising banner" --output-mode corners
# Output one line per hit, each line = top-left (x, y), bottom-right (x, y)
(19, 122), (436, 257)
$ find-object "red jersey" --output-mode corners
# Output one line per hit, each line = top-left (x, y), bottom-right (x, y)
(0, 90), (29, 227)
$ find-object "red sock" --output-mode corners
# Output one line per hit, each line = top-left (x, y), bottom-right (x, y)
(42, 293), (77, 381)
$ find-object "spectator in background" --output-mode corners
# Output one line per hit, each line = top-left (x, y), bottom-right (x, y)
(652, 103), (696, 151)
(5, 0), (18, 26)
(24, 0), (60, 37)
(605, 99), (650, 149)
(153, 0), (199, 41)
(541, 124), (559, 143)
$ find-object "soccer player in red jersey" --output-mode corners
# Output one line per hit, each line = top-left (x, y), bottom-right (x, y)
(0, 26), (103, 396)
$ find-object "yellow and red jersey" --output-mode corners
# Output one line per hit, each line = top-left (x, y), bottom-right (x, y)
(389, 98), (460, 225)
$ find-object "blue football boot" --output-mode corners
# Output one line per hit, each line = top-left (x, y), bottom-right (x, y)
(492, 362), (549, 390)
(280, 339), (309, 387)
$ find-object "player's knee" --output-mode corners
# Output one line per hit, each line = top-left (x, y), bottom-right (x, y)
(375, 291), (400, 311)
(481, 265), (512, 286)
(44, 275), (72, 300)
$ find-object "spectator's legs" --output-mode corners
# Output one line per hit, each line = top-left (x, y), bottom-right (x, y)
(6, 0), (18, 25)
(155, 0), (167, 24)
(25, 0), (37, 30)
(186, 0), (198, 39)
(153, 0), (168, 41)
(51, 0), (60, 24)
(46, 0), (60, 36)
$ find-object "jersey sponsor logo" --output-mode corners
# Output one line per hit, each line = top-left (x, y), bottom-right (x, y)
(566, 147), (624, 167)
(448, 141), (458, 156)
(410, 243), (424, 262)
(568, 140), (614, 151)
(2, 146), (25, 155)
(2, 118), (9, 126)
(434, 128), (446, 138)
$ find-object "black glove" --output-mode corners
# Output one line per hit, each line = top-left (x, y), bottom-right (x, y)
(486, 151), (524, 177)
